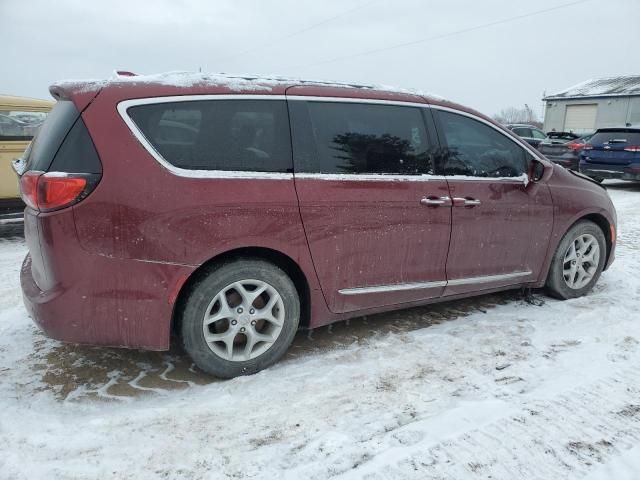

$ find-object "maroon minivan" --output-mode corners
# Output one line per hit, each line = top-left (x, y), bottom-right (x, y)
(19, 73), (616, 378)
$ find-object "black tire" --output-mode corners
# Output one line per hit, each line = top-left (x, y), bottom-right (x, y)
(180, 258), (300, 378)
(546, 220), (606, 300)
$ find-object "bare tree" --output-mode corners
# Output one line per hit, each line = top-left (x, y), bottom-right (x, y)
(493, 105), (540, 126)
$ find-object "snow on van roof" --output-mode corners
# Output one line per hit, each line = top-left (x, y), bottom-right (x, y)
(51, 70), (446, 100)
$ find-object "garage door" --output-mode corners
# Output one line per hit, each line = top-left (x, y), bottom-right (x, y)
(564, 104), (598, 132)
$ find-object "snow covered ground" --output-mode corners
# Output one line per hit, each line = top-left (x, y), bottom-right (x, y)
(1, 181), (639, 480)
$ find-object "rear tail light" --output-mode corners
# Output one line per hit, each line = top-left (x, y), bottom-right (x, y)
(623, 145), (640, 152)
(20, 171), (42, 210)
(567, 141), (585, 152)
(19, 171), (99, 212)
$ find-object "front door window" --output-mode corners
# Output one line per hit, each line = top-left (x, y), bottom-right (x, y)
(438, 112), (528, 178)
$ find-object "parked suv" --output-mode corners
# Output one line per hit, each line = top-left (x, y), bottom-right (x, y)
(579, 127), (640, 182)
(20, 73), (617, 378)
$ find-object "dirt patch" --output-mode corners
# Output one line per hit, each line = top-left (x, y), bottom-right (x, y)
(566, 439), (615, 466)
(618, 404), (640, 418)
(29, 290), (520, 401)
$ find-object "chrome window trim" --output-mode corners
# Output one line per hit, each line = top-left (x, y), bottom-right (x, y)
(117, 94), (541, 181)
(430, 175), (528, 184)
(286, 95), (429, 109)
(295, 173), (447, 182)
(117, 95), (293, 180)
(338, 271), (532, 296)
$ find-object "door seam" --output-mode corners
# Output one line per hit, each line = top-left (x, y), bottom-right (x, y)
(284, 90), (334, 313)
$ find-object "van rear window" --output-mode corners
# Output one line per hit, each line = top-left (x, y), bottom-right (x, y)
(590, 130), (640, 145)
(127, 100), (292, 173)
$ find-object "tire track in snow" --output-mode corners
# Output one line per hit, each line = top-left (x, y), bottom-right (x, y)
(339, 368), (640, 480)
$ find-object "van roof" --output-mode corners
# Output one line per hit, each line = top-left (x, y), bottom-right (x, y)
(50, 72), (444, 100)
(51, 70), (443, 97)
(49, 70), (493, 127)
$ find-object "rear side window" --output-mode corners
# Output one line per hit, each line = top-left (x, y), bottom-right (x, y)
(289, 101), (433, 175)
(127, 100), (292, 173)
(531, 129), (546, 139)
(590, 130), (640, 145)
(24, 100), (79, 172)
(49, 116), (102, 174)
(438, 111), (528, 177)
(512, 127), (532, 137)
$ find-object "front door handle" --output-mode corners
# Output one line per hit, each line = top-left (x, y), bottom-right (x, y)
(452, 197), (481, 207)
(420, 196), (452, 207)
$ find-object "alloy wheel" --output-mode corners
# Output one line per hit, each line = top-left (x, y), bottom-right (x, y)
(202, 279), (285, 361)
(562, 233), (600, 290)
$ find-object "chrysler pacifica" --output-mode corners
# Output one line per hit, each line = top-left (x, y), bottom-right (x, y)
(19, 73), (616, 378)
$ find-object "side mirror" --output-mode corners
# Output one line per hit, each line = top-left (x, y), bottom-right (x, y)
(529, 159), (545, 183)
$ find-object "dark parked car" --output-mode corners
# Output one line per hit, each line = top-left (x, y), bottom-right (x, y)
(506, 124), (547, 148)
(19, 73), (617, 378)
(580, 127), (640, 182)
(538, 132), (593, 170)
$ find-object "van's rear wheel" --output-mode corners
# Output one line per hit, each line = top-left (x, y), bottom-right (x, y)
(180, 259), (299, 378)
(546, 220), (606, 299)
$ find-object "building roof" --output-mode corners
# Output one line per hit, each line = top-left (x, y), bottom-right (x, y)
(544, 75), (640, 100)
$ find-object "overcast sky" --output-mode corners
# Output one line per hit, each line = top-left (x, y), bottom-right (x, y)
(2, 0), (638, 117)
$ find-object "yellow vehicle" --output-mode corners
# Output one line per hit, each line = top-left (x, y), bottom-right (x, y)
(0, 95), (54, 225)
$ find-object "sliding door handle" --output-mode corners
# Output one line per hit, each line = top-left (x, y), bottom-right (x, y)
(420, 196), (451, 207)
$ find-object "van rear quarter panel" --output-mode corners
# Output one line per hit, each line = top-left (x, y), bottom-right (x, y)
(24, 206), (192, 349)
(73, 86), (329, 329)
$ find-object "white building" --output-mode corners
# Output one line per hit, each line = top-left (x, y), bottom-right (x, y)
(543, 75), (640, 134)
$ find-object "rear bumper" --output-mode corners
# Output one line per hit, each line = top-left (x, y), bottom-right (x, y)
(579, 162), (640, 181)
(21, 209), (196, 350)
(21, 251), (195, 350)
(21, 253), (66, 341)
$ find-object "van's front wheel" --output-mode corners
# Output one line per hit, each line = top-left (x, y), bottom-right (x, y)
(180, 259), (300, 378)
(546, 220), (606, 299)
